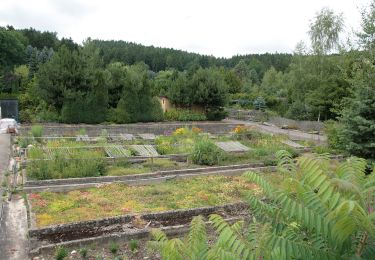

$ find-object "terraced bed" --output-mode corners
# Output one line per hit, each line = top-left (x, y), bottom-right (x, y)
(28, 174), (282, 227)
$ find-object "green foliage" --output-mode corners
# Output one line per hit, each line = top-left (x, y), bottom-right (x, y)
(27, 149), (106, 180)
(253, 96), (266, 111)
(30, 125), (43, 138)
(0, 27), (26, 71)
(245, 152), (375, 259)
(206, 107), (228, 121)
(339, 56), (375, 159)
(55, 246), (68, 260)
(309, 8), (344, 55)
(324, 120), (345, 151)
(129, 239), (139, 253)
(107, 63), (163, 123)
(164, 108), (206, 121)
(151, 152), (375, 259)
(79, 247), (88, 258)
(109, 242), (119, 254)
(191, 138), (223, 166)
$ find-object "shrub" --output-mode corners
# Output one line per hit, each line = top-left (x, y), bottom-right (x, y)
(30, 125), (43, 138)
(205, 107), (227, 121)
(55, 246), (68, 260)
(325, 120), (345, 151)
(191, 138), (223, 166)
(164, 108), (206, 121)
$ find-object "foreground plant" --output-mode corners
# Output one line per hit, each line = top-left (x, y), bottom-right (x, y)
(149, 151), (375, 259)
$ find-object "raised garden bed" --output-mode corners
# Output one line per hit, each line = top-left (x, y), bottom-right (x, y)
(28, 175), (263, 227)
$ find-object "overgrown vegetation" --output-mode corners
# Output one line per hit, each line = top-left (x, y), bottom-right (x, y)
(28, 174), (265, 227)
(27, 149), (106, 180)
(164, 108), (206, 121)
(149, 151), (375, 259)
(191, 138), (224, 166)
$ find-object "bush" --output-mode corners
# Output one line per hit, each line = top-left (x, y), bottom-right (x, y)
(205, 107), (227, 121)
(164, 108), (206, 121)
(324, 120), (345, 151)
(191, 138), (223, 166)
(30, 125), (43, 138)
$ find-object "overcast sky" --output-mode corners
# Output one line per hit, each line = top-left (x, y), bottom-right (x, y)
(0, 0), (371, 57)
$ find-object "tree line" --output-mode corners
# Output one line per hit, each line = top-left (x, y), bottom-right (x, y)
(1, 3), (375, 159)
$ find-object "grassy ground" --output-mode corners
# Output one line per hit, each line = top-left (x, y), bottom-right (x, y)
(29, 173), (277, 227)
(106, 158), (191, 176)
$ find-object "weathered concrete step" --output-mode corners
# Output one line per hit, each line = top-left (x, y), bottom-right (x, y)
(29, 202), (249, 256)
(30, 215), (245, 257)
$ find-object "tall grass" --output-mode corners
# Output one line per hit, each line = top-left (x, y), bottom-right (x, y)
(27, 149), (106, 180)
(191, 138), (223, 166)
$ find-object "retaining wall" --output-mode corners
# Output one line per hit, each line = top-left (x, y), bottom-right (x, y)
(29, 202), (249, 255)
(268, 116), (324, 132)
(19, 121), (241, 136)
(24, 164), (274, 193)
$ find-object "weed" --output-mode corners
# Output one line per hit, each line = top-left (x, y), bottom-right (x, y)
(109, 241), (119, 254)
(55, 246), (68, 260)
(78, 128), (87, 135)
(129, 239), (139, 253)
(31, 125), (43, 138)
(79, 247), (88, 258)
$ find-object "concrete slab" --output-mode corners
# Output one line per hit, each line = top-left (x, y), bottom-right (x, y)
(215, 141), (250, 153)
(130, 145), (159, 157)
(138, 133), (156, 140)
(281, 140), (305, 149)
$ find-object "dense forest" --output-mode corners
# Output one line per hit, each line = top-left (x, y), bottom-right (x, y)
(1, 3), (375, 158)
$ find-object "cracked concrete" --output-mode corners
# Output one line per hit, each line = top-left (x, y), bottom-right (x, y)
(0, 134), (29, 260)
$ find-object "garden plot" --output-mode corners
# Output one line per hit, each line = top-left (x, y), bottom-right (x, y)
(130, 144), (159, 156)
(29, 202), (249, 258)
(215, 141), (250, 153)
(28, 175), (259, 227)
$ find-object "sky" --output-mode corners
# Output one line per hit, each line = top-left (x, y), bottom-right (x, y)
(0, 0), (371, 57)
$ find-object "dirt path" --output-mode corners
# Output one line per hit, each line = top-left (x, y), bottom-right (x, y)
(0, 134), (29, 260)
(225, 119), (327, 143)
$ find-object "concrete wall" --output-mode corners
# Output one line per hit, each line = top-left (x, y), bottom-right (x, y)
(268, 116), (324, 132)
(19, 122), (240, 136)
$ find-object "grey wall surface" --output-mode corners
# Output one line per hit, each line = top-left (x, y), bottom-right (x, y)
(19, 122), (241, 136)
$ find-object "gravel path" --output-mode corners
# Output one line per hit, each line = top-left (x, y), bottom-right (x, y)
(0, 134), (29, 260)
